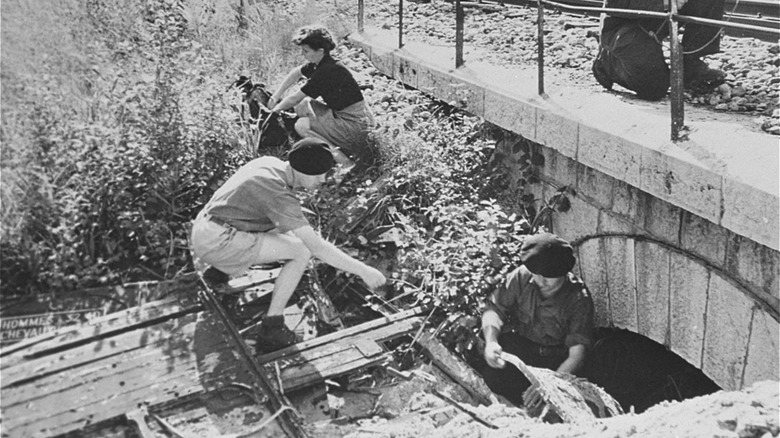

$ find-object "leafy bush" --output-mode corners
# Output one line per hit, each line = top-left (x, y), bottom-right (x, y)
(308, 90), (540, 320)
(0, 0), (352, 296)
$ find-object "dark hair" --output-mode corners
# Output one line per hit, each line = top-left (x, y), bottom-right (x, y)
(288, 138), (335, 175)
(292, 25), (336, 53)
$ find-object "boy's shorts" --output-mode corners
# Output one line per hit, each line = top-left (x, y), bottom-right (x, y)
(191, 214), (269, 276)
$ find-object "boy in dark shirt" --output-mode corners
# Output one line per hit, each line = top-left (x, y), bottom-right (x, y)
(269, 26), (375, 168)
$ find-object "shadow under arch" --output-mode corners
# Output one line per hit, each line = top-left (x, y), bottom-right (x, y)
(582, 326), (721, 414)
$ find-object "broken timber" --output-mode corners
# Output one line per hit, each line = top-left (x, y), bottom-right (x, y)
(1, 290), (272, 437)
(417, 332), (495, 406)
(0, 268), (431, 438)
(257, 306), (427, 393)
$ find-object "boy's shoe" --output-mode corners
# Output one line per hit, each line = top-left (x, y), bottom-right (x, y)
(683, 57), (726, 93)
(202, 266), (230, 290)
(255, 315), (298, 353)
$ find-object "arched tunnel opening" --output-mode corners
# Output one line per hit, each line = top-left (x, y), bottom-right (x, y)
(322, 264), (725, 416)
(582, 327), (721, 414)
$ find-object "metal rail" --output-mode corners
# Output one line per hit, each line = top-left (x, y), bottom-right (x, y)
(358, 0), (779, 141)
(497, 0), (780, 38)
(197, 287), (308, 438)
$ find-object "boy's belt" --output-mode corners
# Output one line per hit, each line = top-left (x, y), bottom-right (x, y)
(505, 330), (567, 357)
(207, 215), (232, 228)
(537, 344), (567, 357)
(201, 212), (274, 233)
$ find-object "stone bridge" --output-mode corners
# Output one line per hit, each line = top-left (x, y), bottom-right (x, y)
(349, 27), (779, 391)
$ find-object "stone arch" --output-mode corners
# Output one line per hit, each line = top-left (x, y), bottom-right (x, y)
(571, 233), (779, 391)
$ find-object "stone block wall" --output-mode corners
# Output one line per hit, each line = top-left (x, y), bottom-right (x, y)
(514, 140), (780, 391)
(349, 29), (779, 391)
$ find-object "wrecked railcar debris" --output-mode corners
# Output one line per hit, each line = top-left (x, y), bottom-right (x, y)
(0, 269), (519, 437)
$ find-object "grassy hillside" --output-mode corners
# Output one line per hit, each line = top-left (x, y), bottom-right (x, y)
(0, 0), (358, 295)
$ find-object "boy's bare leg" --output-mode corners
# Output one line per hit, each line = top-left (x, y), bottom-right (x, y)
(250, 232), (312, 316)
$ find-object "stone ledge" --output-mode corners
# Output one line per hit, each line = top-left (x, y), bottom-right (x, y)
(349, 28), (779, 251)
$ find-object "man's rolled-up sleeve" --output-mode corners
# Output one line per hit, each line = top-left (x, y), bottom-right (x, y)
(482, 269), (522, 329)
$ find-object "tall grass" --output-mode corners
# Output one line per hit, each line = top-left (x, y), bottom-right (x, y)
(0, 0), (357, 296)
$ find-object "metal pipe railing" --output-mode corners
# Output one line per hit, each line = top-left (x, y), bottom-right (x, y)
(668, 0), (685, 140)
(356, 0), (780, 141)
(398, 0), (404, 48)
(543, 0), (780, 34)
(456, 0), (465, 67)
(537, 0), (545, 95)
(358, 0), (365, 33)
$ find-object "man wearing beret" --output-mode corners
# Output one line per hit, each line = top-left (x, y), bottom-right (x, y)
(191, 138), (386, 352)
(481, 232), (594, 407)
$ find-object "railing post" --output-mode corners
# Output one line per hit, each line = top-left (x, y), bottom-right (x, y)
(358, 0), (364, 33)
(537, 0), (545, 95)
(455, 0), (464, 67)
(669, 1), (685, 140)
(399, 0), (404, 48)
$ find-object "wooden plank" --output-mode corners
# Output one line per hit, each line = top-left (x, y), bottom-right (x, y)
(272, 342), (372, 388)
(417, 333), (494, 406)
(3, 301), (427, 437)
(2, 314), (223, 408)
(1, 294), (202, 366)
(264, 318), (419, 369)
(0, 275), (201, 349)
(257, 306), (427, 363)
(5, 363), (254, 437)
(1, 311), (256, 437)
(281, 348), (391, 392)
(263, 317), (421, 392)
(1, 310), (210, 387)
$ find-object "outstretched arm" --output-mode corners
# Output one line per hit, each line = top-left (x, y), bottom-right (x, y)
(481, 309), (506, 369)
(291, 225), (386, 289)
(268, 66), (303, 109)
(272, 89), (307, 113)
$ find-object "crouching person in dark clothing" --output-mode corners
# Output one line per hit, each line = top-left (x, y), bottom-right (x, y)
(268, 25), (375, 169)
(481, 233), (594, 408)
(191, 138), (386, 353)
(592, 0), (726, 100)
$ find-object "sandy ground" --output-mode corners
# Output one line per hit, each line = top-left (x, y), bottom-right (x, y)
(314, 379), (778, 438)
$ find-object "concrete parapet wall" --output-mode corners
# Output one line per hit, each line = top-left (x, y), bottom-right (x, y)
(350, 28), (780, 390)
(350, 29), (779, 251)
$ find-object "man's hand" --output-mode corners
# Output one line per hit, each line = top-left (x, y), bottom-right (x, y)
(483, 341), (506, 369)
(360, 266), (386, 290)
(267, 96), (279, 111)
(523, 383), (545, 410)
